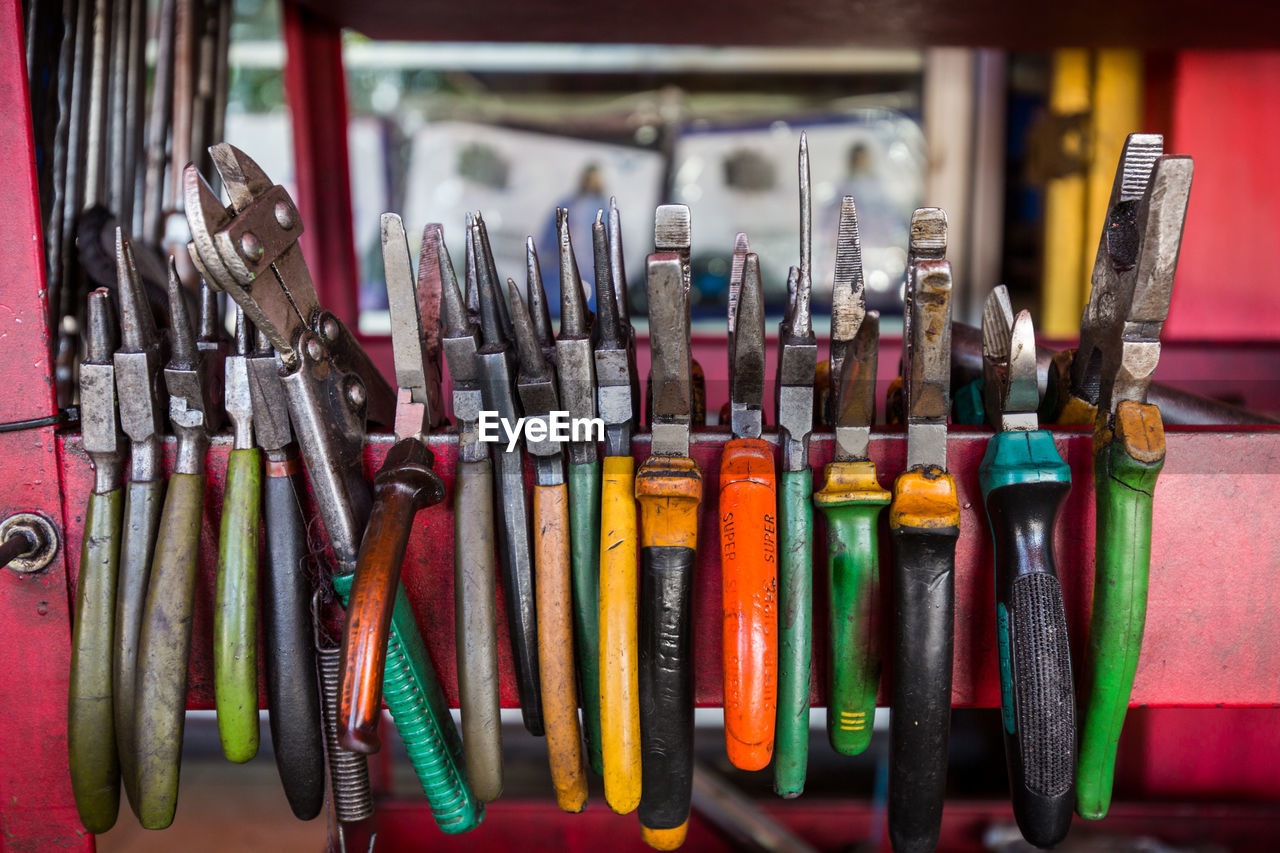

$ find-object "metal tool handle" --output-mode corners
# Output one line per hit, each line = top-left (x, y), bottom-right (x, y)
(718, 437), (777, 772)
(775, 468), (813, 797)
(333, 573), (483, 834)
(454, 456), (503, 803)
(492, 444), (543, 735)
(215, 447), (262, 763)
(568, 458), (604, 776)
(814, 460), (890, 757)
(979, 430), (1075, 847)
(636, 455), (702, 851)
(69, 488), (123, 833)
(339, 438), (444, 753)
(599, 454), (641, 815)
(135, 471), (205, 830)
(1078, 401), (1164, 820)
(887, 468), (960, 853)
(262, 459), (324, 821)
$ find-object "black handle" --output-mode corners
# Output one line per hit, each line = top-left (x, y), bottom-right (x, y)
(986, 481), (1075, 847)
(492, 445), (543, 736)
(889, 522), (958, 853)
(638, 545), (695, 833)
(263, 463), (326, 821)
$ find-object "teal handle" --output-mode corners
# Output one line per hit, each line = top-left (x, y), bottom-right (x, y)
(775, 468), (813, 797)
(333, 573), (483, 833)
(568, 458), (603, 776)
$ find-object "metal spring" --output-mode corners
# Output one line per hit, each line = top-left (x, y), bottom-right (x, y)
(317, 642), (374, 823)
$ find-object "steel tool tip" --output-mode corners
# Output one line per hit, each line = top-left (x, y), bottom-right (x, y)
(507, 277), (545, 376)
(785, 265), (799, 320)
(908, 208), (948, 259)
(464, 222), (482, 319)
(167, 260), (198, 368)
(209, 142), (273, 210)
(472, 225), (504, 347)
(606, 199), (630, 327)
(199, 281), (220, 342)
(982, 285), (1014, 363)
(1117, 133), (1164, 204)
(799, 131), (812, 279)
(86, 288), (116, 364)
(654, 204), (692, 251)
(233, 306), (253, 356)
(557, 208), (587, 336)
(733, 254), (766, 407)
(437, 229), (469, 338)
(254, 326), (272, 355)
(832, 196), (865, 342)
(115, 229), (156, 350)
(525, 237), (554, 349)
(593, 213), (620, 347)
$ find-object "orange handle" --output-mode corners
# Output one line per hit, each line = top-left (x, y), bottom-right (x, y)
(718, 437), (778, 771)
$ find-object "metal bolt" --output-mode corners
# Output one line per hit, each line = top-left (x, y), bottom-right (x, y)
(346, 379), (367, 412)
(240, 232), (264, 262)
(321, 316), (341, 344)
(305, 336), (325, 363)
(274, 201), (295, 230)
(0, 513), (59, 574)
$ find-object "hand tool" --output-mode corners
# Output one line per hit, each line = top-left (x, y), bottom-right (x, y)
(111, 229), (167, 814)
(246, 324), (325, 820)
(436, 224), (504, 803)
(141, 0), (176, 246)
(1041, 135), (1193, 820)
(719, 250), (777, 772)
(197, 281), (227, 412)
(813, 198), (889, 758)
(134, 258), (214, 829)
(691, 762), (822, 853)
(607, 197), (642, 430)
(652, 203), (707, 426)
(475, 211), (513, 338)
(214, 306), (260, 763)
(508, 275), (589, 813)
(69, 287), (124, 833)
(774, 133), (818, 798)
(337, 213), (481, 834)
(977, 285), (1076, 847)
(315, 599), (374, 825)
(887, 208), (958, 853)
(467, 216), (543, 736)
(594, 205), (642, 814)
(558, 209), (604, 776)
(637, 241), (701, 851)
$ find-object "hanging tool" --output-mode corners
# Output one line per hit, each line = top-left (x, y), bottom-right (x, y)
(436, 224), (503, 803)
(337, 213), (481, 834)
(813, 198), (889, 758)
(215, 307), (260, 764)
(246, 324), (324, 820)
(1039, 134), (1193, 820)
(508, 274), (589, 813)
(594, 204), (641, 814)
(637, 232), (701, 851)
(887, 208), (958, 853)
(774, 133), (818, 798)
(607, 197), (642, 429)
(719, 250), (777, 772)
(69, 287), (124, 833)
(134, 259), (214, 830)
(978, 285), (1076, 847)
(315, 599), (374, 825)
(652, 204), (707, 425)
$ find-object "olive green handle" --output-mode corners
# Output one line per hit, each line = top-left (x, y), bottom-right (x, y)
(134, 472), (206, 830)
(215, 448), (262, 763)
(1077, 425), (1164, 820)
(568, 458), (603, 776)
(775, 468), (813, 798)
(69, 488), (124, 833)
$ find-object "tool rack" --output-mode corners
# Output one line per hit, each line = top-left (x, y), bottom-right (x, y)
(3, 1), (1280, 850)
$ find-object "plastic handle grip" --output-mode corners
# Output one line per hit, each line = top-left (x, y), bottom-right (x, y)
(69, 487), (124, 833)
(774, 468), (813, 797)
(718, 437), (778, 771)
(568, 459), (603, 776)
(215, 447), (262, 763)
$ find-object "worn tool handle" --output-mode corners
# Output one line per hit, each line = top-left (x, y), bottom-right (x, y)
(115, 477), (164, 814)
(888, 468), (960, 853)
(333, 571), (483, 833)
(340, 438), (444, 753)
(215, 447), (262, 763)
(814, 460), (890, 757)
(533, 482), (589, 812)
(636, 455), (702, 851)
(69, 488), (124, 833)
(718, 438), (778, 771)
(775, 467), (813, 797)
(454, 456), (503, 803)
(262, 459), (325, 821)
(493, 445), (543, 735)
(1078, 402), (1165, 820)
(979, 431), (1075, 847)
(568, 458), (604, 776)
(599, 455), (641, 815)
(135, 472), (205, 830)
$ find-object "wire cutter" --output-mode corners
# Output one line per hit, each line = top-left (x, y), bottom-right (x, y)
(1040, 133), (1193, 820)
(887, 208), (958, 853)
(978, 285), (1075, 847)
(812, 198), (889, 758)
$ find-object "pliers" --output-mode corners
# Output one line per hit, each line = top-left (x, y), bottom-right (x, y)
(977, 285), (1075, 847)
(1039, 133), (1193, 820)
(812, 198), (889, 758)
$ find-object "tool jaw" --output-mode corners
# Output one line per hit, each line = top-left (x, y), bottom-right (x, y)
(82, 289), (125, 491)
(510, 279), (563, 463)
(607, 198), (642, 429)
(593, 216), (633, 456)
(113, 231), (167, 481)
(904, 258), (953, 471)
(645, 253), (692, 459)
(164, 264), (212, 477)
(224, 309), (255, 449)
(730, 252), (766, 441)
(832, 311), (879, 463)
(776, 279), (816, 472)
(554, 333), (597, 465)
(382, 213), (433, 437)
(829, 196), (867, 422)
(245, 332), (292, 455)
(902, 208), (948, 408)
(982, 286), (1040, 432)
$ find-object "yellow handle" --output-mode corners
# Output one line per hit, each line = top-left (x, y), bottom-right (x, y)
(599, 455), (640, 814)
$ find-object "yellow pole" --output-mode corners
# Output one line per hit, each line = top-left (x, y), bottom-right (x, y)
(1041, 50), (1091, 338)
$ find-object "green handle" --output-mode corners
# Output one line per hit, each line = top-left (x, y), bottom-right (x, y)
(775, 468), (813, 797)
(568, 458), (603, 776)
(69, 488), (124, 833)
(215, 448), (262, 763)
(333, 573), (483, 834)
(135, 472), (205, 830)
(1077, 426), (1163, 820)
